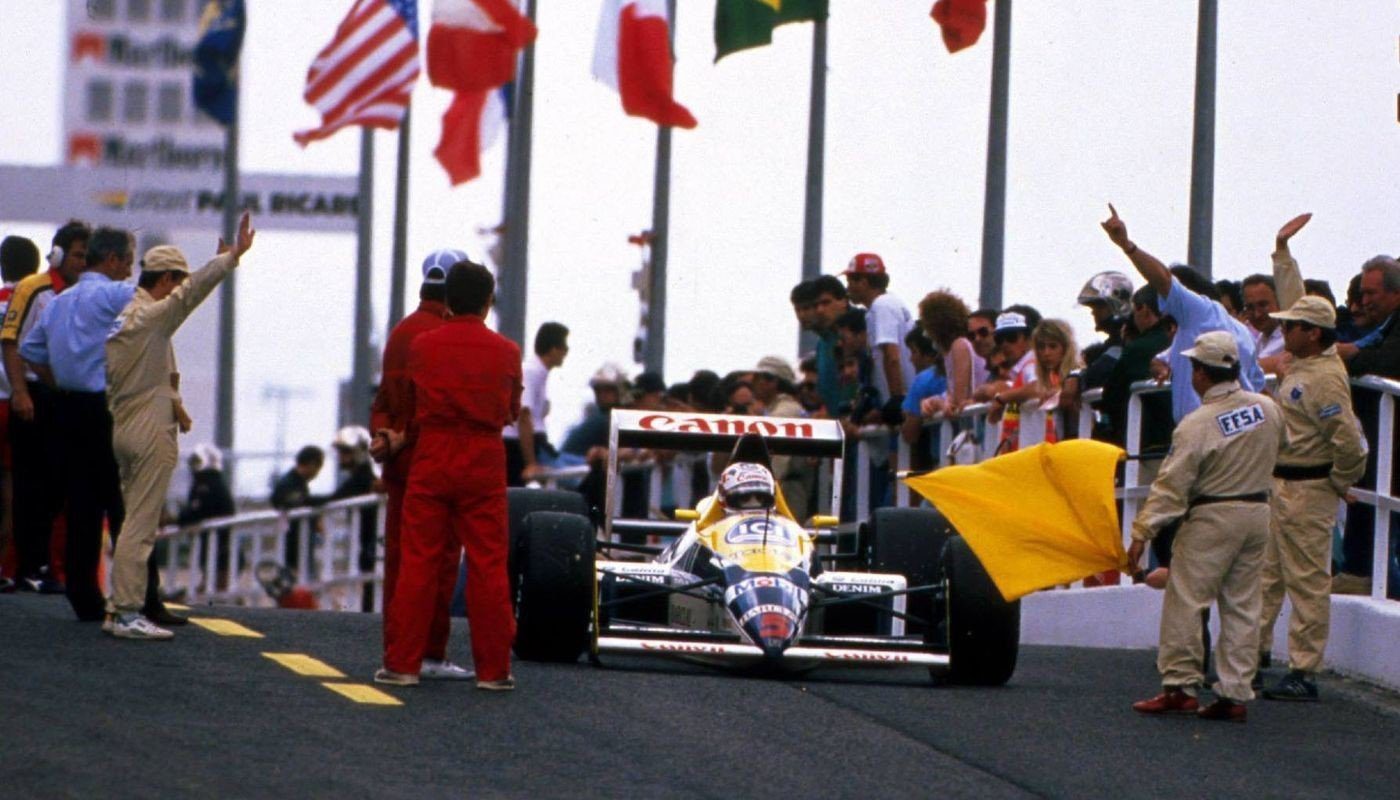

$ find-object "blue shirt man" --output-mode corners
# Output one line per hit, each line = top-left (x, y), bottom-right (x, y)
(902, 366), (948, 417)
(1158, 277), (1265, 421)
(20, 259), (134, 392)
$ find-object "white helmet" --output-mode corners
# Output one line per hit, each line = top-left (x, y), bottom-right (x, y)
(333, 425), (372, 451)
(189, 443), (223, 472)
(590, 362), (629, 389)
(718, 462), (777, 513)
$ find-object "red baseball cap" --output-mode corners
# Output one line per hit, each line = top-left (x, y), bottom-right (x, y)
(844, 252), (886, 276)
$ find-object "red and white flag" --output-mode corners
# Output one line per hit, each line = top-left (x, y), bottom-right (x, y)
(593, 0), (696, 129)
(294, 0), (421, 146)
(427, 0), (536, 185)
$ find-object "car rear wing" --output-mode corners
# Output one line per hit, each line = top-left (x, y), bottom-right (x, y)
(610, 410), (845, 458)
(605, 410), (845, 537)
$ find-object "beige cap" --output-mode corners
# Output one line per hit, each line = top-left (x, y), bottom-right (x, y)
(141, 245), (190, 274)
(1269, 295), (1337, 330)
(1181, 330), (1240, 369)
(754, 355), (796, 385)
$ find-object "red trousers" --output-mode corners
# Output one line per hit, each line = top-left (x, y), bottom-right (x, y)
(381, 474), (459, 660)
(384, 433), (514, 680)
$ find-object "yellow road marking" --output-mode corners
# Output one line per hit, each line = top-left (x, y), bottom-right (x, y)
(165, 603), (190, 611)
(321, 683), (403, 706)
(189, 618), (264, 638)
(262, 653), (345, 678)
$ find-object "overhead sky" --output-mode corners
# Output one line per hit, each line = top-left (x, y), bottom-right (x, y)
(1, 0), (1397, 495)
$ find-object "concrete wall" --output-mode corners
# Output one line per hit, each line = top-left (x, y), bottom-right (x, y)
(1020, 584), (1400, 692)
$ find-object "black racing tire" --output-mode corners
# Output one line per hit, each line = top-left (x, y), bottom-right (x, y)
(941, 536), (1020, 686)
(866, 507), (955, 636)
(508, 488), (590, 606)
(513, 511), (595, 662)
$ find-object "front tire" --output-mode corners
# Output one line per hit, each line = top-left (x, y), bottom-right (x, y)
(866, 507), (954, 636)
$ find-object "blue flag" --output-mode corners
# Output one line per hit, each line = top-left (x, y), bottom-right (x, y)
(192, 0), (246, 125)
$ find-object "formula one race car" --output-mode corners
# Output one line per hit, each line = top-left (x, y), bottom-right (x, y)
(505, 410), (1020, 686)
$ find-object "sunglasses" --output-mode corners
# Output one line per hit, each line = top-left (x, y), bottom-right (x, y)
(993, 331), (1024, 345)
(969, 327), (993, 339)
(1282, 320), (1314, 332)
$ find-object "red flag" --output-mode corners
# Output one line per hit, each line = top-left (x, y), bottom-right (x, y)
(427, 0), (536, 184)
(593, 0), (697, 129)
(293, 0), (420, 146)
(930, 0), (988, 54)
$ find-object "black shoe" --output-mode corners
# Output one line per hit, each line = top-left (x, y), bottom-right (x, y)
(20, 573), (66, 594)
(1251, 671), (1265, 691)
(144, 606), (189, 627)
(1263, 670), (1319, 702)
(0, 576), (14, 593)
(1258, 651), (1272, 669)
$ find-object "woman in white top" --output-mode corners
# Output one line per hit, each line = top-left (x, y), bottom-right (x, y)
(917, 290), (982, 414)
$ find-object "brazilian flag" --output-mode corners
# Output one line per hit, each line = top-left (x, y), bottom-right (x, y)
(714, 0), (828, 62)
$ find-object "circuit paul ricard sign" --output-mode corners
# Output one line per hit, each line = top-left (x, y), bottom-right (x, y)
(28, 0), (356, 233)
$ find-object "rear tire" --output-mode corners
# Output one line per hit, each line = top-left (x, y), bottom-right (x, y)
(507, 488), (590, 607)
(866, 507), (954, 636)
(513, 511), (595, 662)
(941, 536), (1019, 686)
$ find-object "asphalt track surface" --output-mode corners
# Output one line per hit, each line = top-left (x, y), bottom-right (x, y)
(4, 593), (1399, 799)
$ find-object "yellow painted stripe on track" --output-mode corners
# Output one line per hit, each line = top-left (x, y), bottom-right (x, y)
(189, 618), (264, 638)
(165, 603), (190, 611)
(262, 653), (346, 678)
(321, 683), (403, 706)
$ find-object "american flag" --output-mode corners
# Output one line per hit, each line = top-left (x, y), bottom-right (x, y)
(294, 0), (420, 146)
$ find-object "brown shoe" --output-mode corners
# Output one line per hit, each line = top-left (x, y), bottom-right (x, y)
(1197, 698), (1246, 722)
(1132, 688), (1199, 715)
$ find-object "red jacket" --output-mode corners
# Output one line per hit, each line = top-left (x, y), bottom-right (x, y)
(370, 299), (449, 483)
(407, 315), (521, 441)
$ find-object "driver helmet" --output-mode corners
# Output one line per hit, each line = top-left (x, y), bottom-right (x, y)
(718, 462), (777, 513)
(189, 443), (223, 472)
(1077, 271), (1134, 320)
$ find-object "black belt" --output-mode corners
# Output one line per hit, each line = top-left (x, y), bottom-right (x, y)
(1188, 491), (1269, 509)
(1273, 463), (1332, 481)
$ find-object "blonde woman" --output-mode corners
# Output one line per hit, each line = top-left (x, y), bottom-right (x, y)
(992, 318), (1079, 447)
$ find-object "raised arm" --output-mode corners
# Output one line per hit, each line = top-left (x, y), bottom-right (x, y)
(1271, 212), (1310, 310)
(150, 212), (255, 336)
(1101, 204), (1172, 298)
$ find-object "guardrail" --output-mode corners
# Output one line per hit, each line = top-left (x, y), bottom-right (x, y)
(156, 375), (1398, 608)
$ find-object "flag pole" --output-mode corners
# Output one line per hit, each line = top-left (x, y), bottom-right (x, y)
(351, 128), (375, 425)
(389, 104), (412, 331)
(643, 0), (679, 378)
(798, 13), (828, 356)
(1186, 0), (1217, 278)
(499, 0), (538, 347)
(977, 0), (1012, 312)
(215, 68), (239, 455)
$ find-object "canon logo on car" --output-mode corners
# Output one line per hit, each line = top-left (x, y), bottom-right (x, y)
(637, 414), (815, 439)
(640, 642), (727, 655)
(824, 651), (910, 663)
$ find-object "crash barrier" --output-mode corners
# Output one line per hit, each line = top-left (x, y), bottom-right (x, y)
(154, 495), (388, 609)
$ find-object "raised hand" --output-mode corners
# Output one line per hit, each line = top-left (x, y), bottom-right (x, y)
(1276, 213), (1312, 247)
(231, 211), (256, 261)
(1101, 203), (1130, 249)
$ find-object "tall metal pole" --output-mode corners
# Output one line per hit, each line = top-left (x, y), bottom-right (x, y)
(799, 15), (828, 356)
(215, 96), (239, 452)
(499, 0), (537, 347)
(350, 129), (375, 426)
(389, 105), (412, 331)
(644, 0), (678, 378)
(977, 0), (1012, 312)
(1187, 0), (1218, 278)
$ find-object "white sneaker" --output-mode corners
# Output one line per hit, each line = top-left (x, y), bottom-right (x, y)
(475, 676), (516, 692)
(420, 659), (475, 681)
(110, 614), (174, 641)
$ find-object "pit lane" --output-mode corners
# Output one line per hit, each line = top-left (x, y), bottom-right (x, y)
(3, 594), (1397, 799)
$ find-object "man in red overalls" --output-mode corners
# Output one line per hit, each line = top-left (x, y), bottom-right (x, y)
(376, 259), (522, 691)
(369, 249), (468, 680)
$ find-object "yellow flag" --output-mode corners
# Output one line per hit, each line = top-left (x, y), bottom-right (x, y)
(904, 440), (1126, 601)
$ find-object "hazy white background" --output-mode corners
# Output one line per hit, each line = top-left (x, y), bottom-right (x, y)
(1, 0), (1396, 495)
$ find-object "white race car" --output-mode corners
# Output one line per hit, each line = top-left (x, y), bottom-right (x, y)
(506, 409), (1019, 685)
